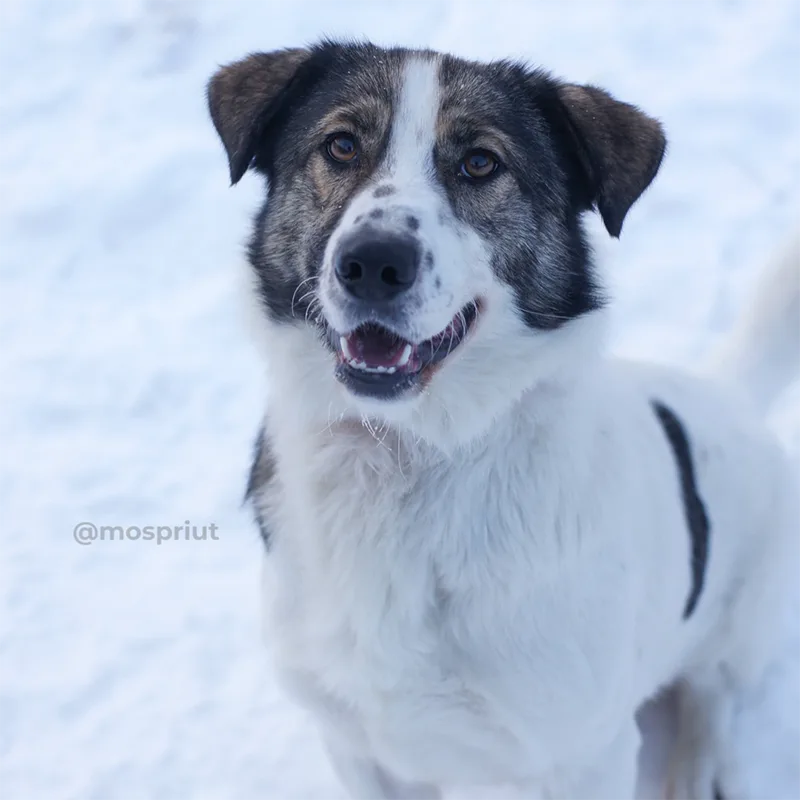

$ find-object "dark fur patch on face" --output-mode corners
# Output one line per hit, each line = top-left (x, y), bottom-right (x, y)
(433, 57), (664, 329)
(223, 43), (418, 324)
(373, 184), (395, 198)
(435, 57), (605, 329)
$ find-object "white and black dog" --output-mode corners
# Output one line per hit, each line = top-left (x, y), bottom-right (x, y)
(208, 41), (799, 799)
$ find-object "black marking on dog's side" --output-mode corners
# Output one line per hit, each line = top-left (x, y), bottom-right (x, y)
(373, 184), (395, 198)
(244, 426), (277, 551)
(406, 215), (420, 231)
(652, 401), (710, 619)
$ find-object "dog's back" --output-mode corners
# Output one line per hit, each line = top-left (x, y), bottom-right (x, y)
(710, 230), (800, 412)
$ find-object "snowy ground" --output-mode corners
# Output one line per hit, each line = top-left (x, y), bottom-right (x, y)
(1, 0), (798, 798)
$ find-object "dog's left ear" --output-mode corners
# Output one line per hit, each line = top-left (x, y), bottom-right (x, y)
(552, 84), (666, 237)
(207, 48), (311, 185)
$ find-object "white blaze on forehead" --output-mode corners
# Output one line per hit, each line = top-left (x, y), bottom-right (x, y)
(385, 56), (440, 185)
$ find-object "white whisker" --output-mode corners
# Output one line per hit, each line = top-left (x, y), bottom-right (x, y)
(290, 275), (318, 318)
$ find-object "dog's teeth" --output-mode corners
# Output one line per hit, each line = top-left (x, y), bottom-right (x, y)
(344, 355), (402, 375)
(397, 344), (413, 367)
(340, 336), (353, 360)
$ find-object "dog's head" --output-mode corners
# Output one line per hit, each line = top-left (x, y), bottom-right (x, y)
(208, 41), (665, 446)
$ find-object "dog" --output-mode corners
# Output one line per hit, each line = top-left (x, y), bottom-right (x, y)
(207, 40), (799, 799)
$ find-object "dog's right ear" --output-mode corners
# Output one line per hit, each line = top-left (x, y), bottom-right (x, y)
(207, 48), (311, 185)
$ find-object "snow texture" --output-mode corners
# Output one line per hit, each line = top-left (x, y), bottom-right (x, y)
(0, 1), (798, 798)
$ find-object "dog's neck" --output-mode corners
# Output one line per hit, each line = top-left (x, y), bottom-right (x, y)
(262, 306), (610, 458)
(267, 354), (601, 478)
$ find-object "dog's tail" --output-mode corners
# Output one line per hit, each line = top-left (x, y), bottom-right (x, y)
(709, 230), (800, 413)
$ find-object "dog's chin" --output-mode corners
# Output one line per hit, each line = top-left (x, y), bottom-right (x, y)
(326, 301), (482, 402)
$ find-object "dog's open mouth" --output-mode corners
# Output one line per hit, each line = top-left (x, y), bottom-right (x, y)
(331, 302), (480, 399)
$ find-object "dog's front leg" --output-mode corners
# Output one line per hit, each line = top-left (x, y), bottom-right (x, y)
(324, 737), (441, 800)
(544, 718), (640, 800)
(666, 673), (735, 800)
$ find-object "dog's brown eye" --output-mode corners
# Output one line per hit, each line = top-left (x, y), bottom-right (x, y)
(460, 149), (498, 180)
(327, 133), (358, 163)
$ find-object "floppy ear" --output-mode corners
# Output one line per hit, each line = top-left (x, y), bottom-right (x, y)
(207, 48), (310, 185)
(555, 84), (666, 237)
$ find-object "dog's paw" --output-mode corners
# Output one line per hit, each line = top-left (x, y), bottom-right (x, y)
(666, 735), (721, 800)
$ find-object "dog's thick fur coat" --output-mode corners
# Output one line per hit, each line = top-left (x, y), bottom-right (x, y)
(208, 41), (799, 799)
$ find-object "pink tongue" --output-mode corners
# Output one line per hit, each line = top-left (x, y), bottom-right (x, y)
(347, 325), (408, 368)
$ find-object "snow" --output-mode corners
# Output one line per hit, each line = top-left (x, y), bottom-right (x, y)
(0, 0), (798, 797)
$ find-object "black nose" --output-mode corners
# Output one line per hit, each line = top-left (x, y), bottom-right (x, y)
(335, 235), (419, 302)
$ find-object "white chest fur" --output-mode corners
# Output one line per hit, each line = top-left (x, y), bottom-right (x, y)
(259, 397), (668, 786)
